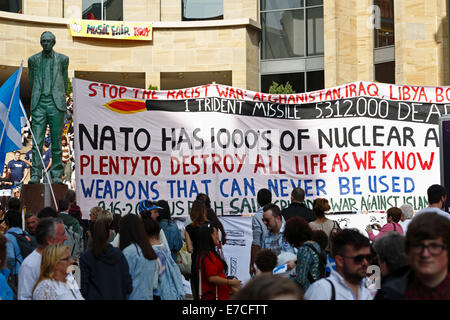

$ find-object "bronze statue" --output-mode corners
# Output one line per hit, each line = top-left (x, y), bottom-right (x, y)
(28, 31), (69, 184)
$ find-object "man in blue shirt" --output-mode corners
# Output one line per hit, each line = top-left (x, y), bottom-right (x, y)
(42, 142), (52, 183)
(7, 151), (29, 187)
(261, 203), (296, 256)
(250, 189), (272, 276)
(24, 140), (33, 168)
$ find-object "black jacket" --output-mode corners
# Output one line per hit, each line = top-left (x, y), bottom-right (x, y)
(80, 244), (132, 300)
(374, 265), (411, 300)
(281, 202), (316, 222)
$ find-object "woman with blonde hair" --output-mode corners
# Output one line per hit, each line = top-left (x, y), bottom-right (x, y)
(32, 243), (84, 300)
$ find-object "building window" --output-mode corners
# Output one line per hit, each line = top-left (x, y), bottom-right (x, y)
(182, 0), (223, 21)
(261, 70), (324, 93)
(261, 0), (323, 60)
(82, 0), (123, 21)
(375, 61), (395, 84)
(374, 0), (394, 48)
(0, 0), (22, 13)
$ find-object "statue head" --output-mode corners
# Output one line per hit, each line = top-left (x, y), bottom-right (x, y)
(40, 31), (56, 54)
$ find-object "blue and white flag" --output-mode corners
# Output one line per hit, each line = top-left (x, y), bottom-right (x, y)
(0, 65), (24, 170)
(326, 255), (337, 273)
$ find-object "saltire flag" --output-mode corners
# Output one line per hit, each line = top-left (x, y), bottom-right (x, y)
(0, 65), (24, 170)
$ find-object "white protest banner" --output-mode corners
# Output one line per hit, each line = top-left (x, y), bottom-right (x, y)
(219, 216), (253, 283)
(73, 79), (446, 218)
(217, 213), (386, 284)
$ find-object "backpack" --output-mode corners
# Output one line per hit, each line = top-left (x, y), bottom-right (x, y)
(64, 225), (84, 261)
(303, 242), (328, 283)
(328, 220), (341, 250)
(9, 230), (37, 260)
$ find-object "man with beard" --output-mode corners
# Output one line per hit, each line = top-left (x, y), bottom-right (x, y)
(261, 204), (296, 257)
(304, 229), (373, 300)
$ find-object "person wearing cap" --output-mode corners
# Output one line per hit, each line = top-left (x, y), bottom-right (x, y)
(138, 200), (170, 250)
(111, 200), (170, 250)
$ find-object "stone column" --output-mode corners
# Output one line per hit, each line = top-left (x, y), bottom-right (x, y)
(395, 0), (449, 86)
(324, 0), (373, 88)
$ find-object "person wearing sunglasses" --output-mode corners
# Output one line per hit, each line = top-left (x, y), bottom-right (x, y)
(32, 243), (83, 300)
(305, 229), (373, 300)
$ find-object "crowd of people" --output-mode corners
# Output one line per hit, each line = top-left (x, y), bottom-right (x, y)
(2, 92), (75, 196)
(0, 182), (448, 300)
(245, 184), (450, 300)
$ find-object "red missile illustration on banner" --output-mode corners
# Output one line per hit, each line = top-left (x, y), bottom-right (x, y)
(104, 99), (147, 114)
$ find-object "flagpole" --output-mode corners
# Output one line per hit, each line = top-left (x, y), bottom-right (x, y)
(0, 61), (23, 149)
(19, 100), (59, 211)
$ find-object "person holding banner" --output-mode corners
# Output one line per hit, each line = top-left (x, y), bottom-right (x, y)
(366, 207), (404, 242)
(197, 222), (241, 300)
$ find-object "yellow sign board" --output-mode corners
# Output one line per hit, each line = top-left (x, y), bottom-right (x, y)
(69, 20), (152, 41)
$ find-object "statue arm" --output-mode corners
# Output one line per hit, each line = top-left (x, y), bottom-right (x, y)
(62, 55), (69, 93)
(28, 57), (34, 88)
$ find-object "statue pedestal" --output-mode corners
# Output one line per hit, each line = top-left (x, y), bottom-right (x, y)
(20, 184), (68, 215)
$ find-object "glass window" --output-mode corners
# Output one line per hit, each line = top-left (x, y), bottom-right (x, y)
(0, 0), (22, 13)
(307, 7), (324, 56)
(306, 70), (324, 92)
(105, 0), (123, 21)
(375, 62), (395, 84)
(306, 0), (323, 6)
(261, 73), (305, 94)
(374, 0), (394, 48)
(262, 10), (305, 59)
(261, 71), (324, 94)
(182, 0), (223, 21)
(261, 0), (303, 11)
(82, 0), (123, 21)
(261, 0), (323, 60)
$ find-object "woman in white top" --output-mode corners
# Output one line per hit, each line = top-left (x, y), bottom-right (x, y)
(32, 243), (84, 300)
